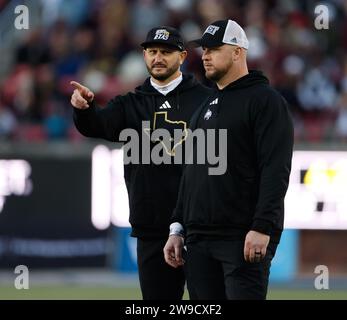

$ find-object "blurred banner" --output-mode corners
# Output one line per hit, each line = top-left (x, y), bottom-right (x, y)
(112, 227), (137, 272)
(0, 154), (111, 268)
(2, 145), (347, 272)
(285, 151), (347, 229)
(90, 146), (347, 231)
(269, 229), (299, 282)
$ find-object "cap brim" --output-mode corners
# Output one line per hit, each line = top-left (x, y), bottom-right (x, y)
(141, 41), (184, 51)
(187, 39), (204, 48)
(188, 38), (223, 48)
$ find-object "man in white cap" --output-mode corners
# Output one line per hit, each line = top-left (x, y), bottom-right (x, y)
(164, 19), (294, 299)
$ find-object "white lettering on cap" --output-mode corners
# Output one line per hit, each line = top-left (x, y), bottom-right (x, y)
(154, 29), (170, 40)
(204, 25), (220, 35)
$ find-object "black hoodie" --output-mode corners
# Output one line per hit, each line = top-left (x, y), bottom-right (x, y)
(171, 71), (294, 243)
(73, 74), (212, 238)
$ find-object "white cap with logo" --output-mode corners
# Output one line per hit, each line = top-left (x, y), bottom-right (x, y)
(190, 19), (249, 50)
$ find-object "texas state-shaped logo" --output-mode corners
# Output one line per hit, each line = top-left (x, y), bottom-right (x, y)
(144, 112), (188, 156)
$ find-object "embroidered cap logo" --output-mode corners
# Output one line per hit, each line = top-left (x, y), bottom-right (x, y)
(154, 29), (170, 40)
(204, 25), (220, 36)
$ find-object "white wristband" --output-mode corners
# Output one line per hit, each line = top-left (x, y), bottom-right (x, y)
(169, 222), (184, 237)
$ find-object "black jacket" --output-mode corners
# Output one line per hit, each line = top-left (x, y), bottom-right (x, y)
(171, 71), (294, 243)
(73, 74), (212, 239)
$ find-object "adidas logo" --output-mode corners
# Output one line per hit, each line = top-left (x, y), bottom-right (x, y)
(159, 101), (172, 109)
(231, 37), (237, 43)
(209, 98), (218, 105)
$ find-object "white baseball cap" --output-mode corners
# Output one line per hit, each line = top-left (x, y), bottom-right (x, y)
(190, 19), (249, 50)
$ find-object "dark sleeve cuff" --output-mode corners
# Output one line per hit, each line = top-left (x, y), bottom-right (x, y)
(73, 100), (97, 114)
(170, 208), (183, 225)
(251, 219), (273, 235)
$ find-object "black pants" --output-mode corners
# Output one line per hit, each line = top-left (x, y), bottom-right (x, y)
(185, 239), (277, 300)
(137, 238), (185, 300)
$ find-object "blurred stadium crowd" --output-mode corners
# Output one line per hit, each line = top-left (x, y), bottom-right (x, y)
(0, 0), (346, 143)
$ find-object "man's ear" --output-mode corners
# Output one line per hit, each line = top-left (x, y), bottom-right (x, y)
(232, 47), (242, 61)
(179, 50), (188, 64)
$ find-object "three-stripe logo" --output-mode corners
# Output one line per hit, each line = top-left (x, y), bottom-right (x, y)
(159, 101), (172, 109)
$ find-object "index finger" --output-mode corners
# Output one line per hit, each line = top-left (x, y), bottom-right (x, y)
(164, 250), (178, 268)
(174, 245), (183, 265)
(163, 242), (174, 263)
(244, 248), (250, 262)
(244, 241), (250, 262)
(163, 247), (170, 262)
(70, 81), (85, 91)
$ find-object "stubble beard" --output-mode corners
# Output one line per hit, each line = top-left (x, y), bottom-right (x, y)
(147, 60), (180, 81)
(205, 60), (233, 82)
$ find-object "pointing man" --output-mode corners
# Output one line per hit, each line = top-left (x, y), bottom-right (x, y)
(71, 26), (211, 300)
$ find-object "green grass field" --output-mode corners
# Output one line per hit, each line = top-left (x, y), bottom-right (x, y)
(1, 286), (347, 300)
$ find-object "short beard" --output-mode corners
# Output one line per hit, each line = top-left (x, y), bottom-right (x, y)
(205, 60), (233, 82)
(147, 60), (180, 81)
(205, 69), (228, 82)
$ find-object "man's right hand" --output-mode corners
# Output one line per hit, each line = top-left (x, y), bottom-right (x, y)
(163, 235), (184, 268)
(70, 81), (95, 109)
